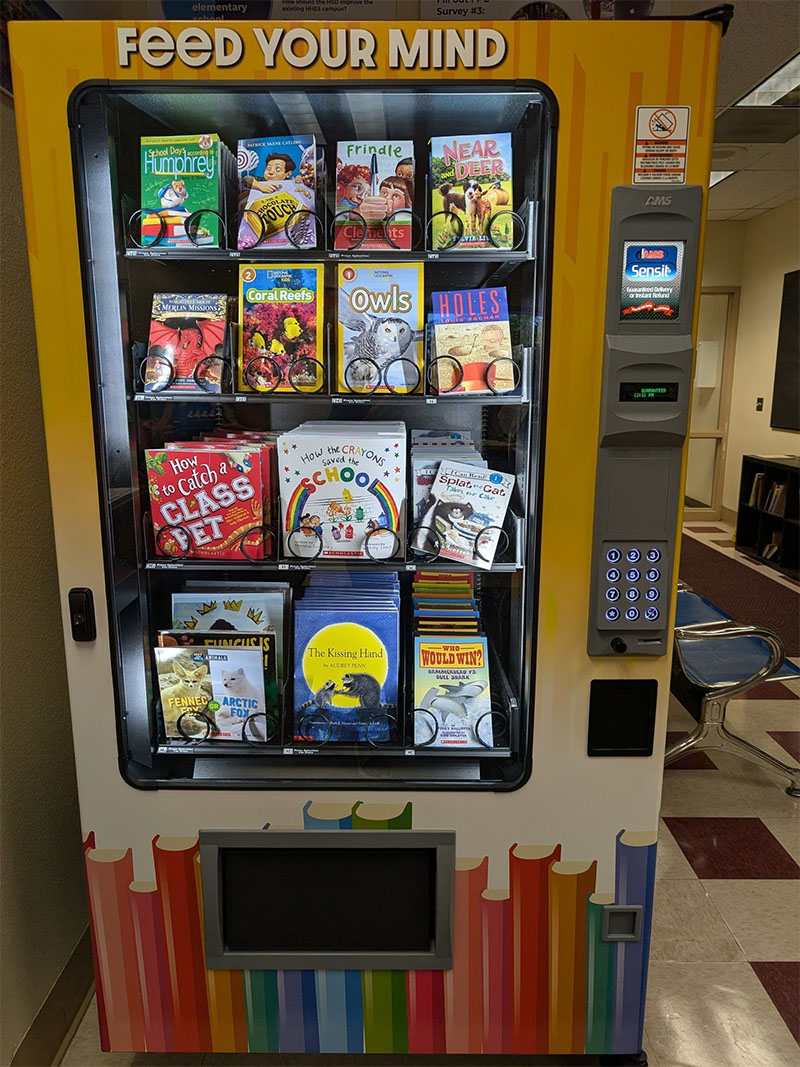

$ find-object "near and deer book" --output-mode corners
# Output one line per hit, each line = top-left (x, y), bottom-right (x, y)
(429, 133), (513, 250)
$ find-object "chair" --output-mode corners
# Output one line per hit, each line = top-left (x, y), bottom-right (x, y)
(666, 589), (800, 797)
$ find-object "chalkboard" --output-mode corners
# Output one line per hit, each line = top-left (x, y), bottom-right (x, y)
(770, 269), (799, 432)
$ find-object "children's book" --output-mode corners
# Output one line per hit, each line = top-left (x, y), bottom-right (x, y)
(429, 133), (513, 250)
(430, 287), (514, 394)
(277, 421), (406, 560)
(145, 447), (264, 560)
(237, 136), (316, 249)
(140, 134), (230, 247)
(410, 444), (486, 528)
(293, 574), (399, 743)
(337, 263), (424, 394)
(143, 293), (228, 394)
(417, 460), (514, 569)
(414, 636), (493, 748)
(238, 264), (323, 393)
(154, 645), (212, 740)
(335, 141), (414, 251)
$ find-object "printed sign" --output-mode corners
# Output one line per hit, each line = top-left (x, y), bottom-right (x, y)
(620, 241), (684, 322)
(633, 106), (689, 185)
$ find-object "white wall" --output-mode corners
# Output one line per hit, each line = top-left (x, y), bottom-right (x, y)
(701, 202), (800, 514)
(0, 93), (88, 1067)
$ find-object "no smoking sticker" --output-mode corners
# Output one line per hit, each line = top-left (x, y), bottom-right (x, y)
(633, 106), (690, 185)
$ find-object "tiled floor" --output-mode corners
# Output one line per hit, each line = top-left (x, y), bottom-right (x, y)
(58, 523), (800, 1067)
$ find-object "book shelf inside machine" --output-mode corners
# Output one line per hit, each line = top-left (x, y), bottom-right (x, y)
(71, 81), (555, 789)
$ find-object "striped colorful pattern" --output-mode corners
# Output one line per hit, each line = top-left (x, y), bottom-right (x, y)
(284, 482), (312, 531)
(84, 805), (656, 1056)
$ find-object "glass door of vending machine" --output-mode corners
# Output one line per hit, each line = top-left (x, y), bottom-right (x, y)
(71, 83), (553, 791)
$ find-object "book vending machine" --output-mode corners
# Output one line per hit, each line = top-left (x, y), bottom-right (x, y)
(10, 12), (722, 1062)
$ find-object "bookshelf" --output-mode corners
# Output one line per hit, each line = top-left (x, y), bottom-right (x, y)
(736, 455), (800, 578)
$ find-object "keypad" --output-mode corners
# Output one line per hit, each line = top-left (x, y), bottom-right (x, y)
(598, 541), (667, 630)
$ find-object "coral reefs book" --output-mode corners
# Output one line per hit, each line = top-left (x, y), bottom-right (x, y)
(237, 136), (316, 249)
(429, 133), (513, 250)
(238, 264), (323, 393)
(142, 293), (228, 394)
(335, 140), (414, 251)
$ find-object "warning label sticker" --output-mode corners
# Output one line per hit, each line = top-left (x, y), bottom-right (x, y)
(633, 106), (690, 185)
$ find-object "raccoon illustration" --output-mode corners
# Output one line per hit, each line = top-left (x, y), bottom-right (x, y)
(336, 672), (383, 710)
(297, 679), (338, 712)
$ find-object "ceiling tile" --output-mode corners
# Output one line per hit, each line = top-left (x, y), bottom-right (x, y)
(751, 186), (800, 212)
(729, 209), (762, 220)
(710, 142), (778, 169)
(706, 209), (738, 220)
(745, 137), (800, 171)
(714, 106), (800, 145)
(708, 169), (799, 211)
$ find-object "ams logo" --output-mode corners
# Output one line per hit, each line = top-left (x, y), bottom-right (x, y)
(645, 195), (672, 206)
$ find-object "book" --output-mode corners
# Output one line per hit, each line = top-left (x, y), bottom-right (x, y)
(237, 136), (316, 249)
(414, 636), (492, 748)
(416, 461), (514, 569)
(154, 645), (213, 740)
(548, 860), (597, 1053)
(293, 574), (400, 743)
(748, 472), (764, 508)
(429, 133), (513, 251)
(171, 587), (288, 678)
(430, 287), (514, 394)
(143, 293), (228, 394)
(445, 857), (488, 1054)
(140, 134), (230, 248)
(157, 630), (278, 732)
(334, 140), (414, 251)
(145, 447), (264, 560)
(277, 421), (406, 560)
(410, 437), (486, 528)
(337, 264), (424, 394)
(238, 264), (323, 393)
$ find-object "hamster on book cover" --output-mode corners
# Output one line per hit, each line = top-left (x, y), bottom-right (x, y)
(278, 423), (406, 560)
(337, 263), (424, 394)
(238, 264), (323, 393)
(140, 134), (225, 247)
(146, 448), (264, 560)
(294, 606), (399, 743)
(414, 636), (492, 748)
(430, 286), (514, 394)
(335, 140), (414, 251)
(237, 136), (316, 249)
(143, 293), (228, 394)
(429, 133), (513, 250)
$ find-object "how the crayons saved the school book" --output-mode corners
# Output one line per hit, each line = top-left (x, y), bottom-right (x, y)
(145, 448), (265, 560)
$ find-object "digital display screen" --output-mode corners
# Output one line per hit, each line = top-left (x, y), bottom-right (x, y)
(619, 382), (679, 402)
(620, 240), (685, 321)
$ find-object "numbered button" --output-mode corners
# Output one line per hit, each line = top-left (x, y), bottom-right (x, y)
(606, 547), (621, 563)
(626, 587), (640, 602)
(645, 606), (660, 621)
(646, 548), (661, 563)
(626, 548), (641, 563)
(625, 606), (640, 621)
(606, 587), (620, 602)
(645, 587), (660, 602)
(646, 568), (661, 582)
(626, 567), (640, 582)
(605, 606), (620, 622)
(606, 567), (621, 582)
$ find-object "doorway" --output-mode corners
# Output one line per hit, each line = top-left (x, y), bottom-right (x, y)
(684, 287), (739, 520)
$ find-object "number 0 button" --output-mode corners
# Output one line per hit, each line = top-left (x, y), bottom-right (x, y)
(625, 607), (640, 621)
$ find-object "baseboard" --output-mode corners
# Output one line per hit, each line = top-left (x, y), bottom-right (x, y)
(9, 926), (94, 1067)
(721, 505), (737, 527)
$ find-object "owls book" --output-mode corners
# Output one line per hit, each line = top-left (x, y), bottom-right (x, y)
(337, 263), (424, 394)
(237, 135), (316, 250)
(293, 574), (400, 744)
(238, 264), (323, 393)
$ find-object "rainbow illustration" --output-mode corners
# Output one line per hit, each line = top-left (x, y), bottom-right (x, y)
(285, 483), (313, 531)
(367, 479), (398, 531)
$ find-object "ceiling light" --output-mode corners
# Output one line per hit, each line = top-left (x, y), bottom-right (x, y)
(735, 54), (800, 107)
(709, 171), (735, 187)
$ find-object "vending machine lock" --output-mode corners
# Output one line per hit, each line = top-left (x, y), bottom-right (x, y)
(68, 587), (96, 642)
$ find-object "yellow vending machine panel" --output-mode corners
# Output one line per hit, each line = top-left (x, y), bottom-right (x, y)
(10, 13), (722, 1059)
